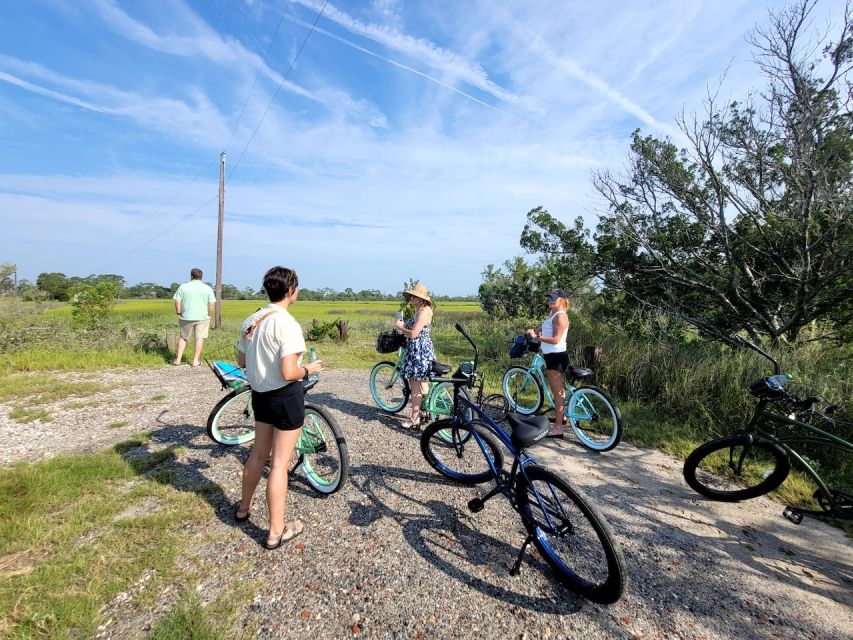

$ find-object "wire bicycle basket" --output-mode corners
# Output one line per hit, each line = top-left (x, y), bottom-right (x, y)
(204, 346), (248, 390)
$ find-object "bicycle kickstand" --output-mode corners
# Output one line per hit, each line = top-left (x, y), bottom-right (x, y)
(510, 534), (534, 576)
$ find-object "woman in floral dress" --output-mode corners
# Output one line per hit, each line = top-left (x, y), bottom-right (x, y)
(394, 282), (435, 429)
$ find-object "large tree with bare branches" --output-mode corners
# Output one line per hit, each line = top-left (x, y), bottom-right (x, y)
(522, 0), (853, 353)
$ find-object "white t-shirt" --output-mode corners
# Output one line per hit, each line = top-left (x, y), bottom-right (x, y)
(236, 304), (307, 392)
(540, 310), (568, 354)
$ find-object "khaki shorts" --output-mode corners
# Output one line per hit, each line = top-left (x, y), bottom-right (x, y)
(179, 319), (210, 341)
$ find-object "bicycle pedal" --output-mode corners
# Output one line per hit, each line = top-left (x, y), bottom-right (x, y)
(468, 497), (484, 513)
(783, 507), (803, 525)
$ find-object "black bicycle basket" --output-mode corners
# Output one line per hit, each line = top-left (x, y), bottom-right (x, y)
(376, 330), (406, 353)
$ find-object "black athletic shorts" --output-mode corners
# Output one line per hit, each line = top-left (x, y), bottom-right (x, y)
(251, 382), (305, 430)
(542, 351), (569, 372)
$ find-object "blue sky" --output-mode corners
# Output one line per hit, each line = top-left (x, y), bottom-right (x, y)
(0, 0), (845, 295)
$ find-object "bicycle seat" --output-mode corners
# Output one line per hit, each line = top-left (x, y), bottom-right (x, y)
(507, 414), (551, 449)
(431, 361), (452, 375)
(568, 367), (593, 381)
(302, 378), (318, 393)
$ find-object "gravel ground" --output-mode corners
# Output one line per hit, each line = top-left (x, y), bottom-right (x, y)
(1, 366), (851, 639)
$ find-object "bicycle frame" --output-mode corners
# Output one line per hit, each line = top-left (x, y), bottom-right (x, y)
(740, 401), (853, 514)
(515, 353), (586, 416)
(439, 378), (572, 549)
(384, 347), (451, 412)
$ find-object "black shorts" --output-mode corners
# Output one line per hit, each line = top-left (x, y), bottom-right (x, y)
(542, 351), (569, 373)
(251, 383), (305, 430)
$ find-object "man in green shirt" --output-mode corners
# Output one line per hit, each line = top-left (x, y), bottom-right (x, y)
(172, 268), (217, 366)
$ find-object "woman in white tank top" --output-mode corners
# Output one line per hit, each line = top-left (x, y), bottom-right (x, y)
(526, 288), (570, 437)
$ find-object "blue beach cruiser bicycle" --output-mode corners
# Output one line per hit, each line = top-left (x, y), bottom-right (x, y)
(420, 324), (627, 604)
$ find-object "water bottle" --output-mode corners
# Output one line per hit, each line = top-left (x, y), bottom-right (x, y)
(306, 346), (320, 383)
(765, 373), (792, 390)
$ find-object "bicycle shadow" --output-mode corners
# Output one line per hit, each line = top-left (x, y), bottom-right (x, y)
(344, 462), (590, 616)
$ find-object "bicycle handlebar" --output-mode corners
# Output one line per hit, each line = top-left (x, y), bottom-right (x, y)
(455, 322), (479, 372)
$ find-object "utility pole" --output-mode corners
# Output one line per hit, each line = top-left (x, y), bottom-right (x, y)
(215, 151), (225, 329)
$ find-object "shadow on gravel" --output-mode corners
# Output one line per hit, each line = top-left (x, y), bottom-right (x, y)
(345, 462), (586, 615)
(114, 409), (331, 549)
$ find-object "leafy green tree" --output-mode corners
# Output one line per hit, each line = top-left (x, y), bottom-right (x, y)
(36, 272), (70, 300)
(517, 0), (853, 353)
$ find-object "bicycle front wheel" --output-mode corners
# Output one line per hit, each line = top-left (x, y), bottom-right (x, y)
(503, 367), (543, 415)
(207, 387), (255, 446)
(421, 419), (504, 485)
(294, 405), (349, 495)
(516, 465), (626, 604)
(369, 361), (408, 414)
(566, 386), (623, 452)
(683, 434), (790, 502)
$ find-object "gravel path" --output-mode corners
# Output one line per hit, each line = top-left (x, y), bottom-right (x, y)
(1, 366), (851, 639)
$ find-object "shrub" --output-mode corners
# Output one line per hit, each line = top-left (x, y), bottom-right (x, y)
(69, 282), (119, 330)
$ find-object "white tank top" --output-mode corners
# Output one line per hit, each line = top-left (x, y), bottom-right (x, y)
(540, 311), (567, 354)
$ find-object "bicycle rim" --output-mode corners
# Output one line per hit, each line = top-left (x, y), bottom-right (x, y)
(369, 362), (408, 413)
(517, 465), (625, 603)
(296, 406), (349, 494)
(503, 368), (541, 415)
(207, 389), (255, 446)
(567, 387), (622, 451)
(430, 385), (473, 444)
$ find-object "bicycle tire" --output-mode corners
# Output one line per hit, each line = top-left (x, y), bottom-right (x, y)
(502, 367), (543, 415)
(294, 404), (349, 495)
(207, 386), (255, 446)
(420, 419), (504, 485)
(369, 361), (408, 414)
(683, 434), (791, 502)
(566, 386), (623, 452)
(516, 465), (626, 604)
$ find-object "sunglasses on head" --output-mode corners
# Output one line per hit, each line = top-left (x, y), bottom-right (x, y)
(546, 294), (557, 302)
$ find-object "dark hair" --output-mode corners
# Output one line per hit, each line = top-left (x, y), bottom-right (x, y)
(190, 268), (203, 280)
(262, 266), (299, 302)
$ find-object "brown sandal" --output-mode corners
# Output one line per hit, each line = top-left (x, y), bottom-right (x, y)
(265, 520), (304, 550)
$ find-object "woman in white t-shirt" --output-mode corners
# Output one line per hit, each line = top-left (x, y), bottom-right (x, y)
(233, 266), (323, 550)
(526, 288), (570, 438)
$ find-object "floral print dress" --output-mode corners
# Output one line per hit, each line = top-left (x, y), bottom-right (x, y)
(400, 316), (434, 380)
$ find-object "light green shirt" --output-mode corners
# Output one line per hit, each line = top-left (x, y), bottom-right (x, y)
(173, 280), (216, 321)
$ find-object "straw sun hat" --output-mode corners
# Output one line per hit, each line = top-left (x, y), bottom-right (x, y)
(403, 282), (432, 304)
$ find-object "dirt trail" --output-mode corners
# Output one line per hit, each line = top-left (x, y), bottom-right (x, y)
(1, 366), (850, 639)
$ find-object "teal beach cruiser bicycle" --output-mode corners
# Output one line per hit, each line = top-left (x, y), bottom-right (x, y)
(502, 336), (623, 451)
(205, 355), (350, 495)
(370, 331), (474, 427)
(684, 368), (852, 524)
(420, 324), (626, 604)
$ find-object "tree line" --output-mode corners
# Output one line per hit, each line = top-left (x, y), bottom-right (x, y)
(479, 0), (852, 355)
(0, 268), (476, 303)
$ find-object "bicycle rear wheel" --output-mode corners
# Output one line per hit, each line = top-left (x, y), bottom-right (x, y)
(516, 465), (626, 604)
(207, 387), (255, 446)
(421, 419), (504, 485)
(294, 405), (349, 495)
(566, 386), (623, 452)
(683, 434), (790, 501)
(369, 361), (408, 414)
(502, 367), (543, 415)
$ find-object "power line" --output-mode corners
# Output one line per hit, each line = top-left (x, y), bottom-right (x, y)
(227, 0), (329, 182)
(223, 1), (293, 154)
(95, 2), (302, 274)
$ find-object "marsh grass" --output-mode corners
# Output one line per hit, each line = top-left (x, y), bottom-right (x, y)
(0, 436), (220, 638)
